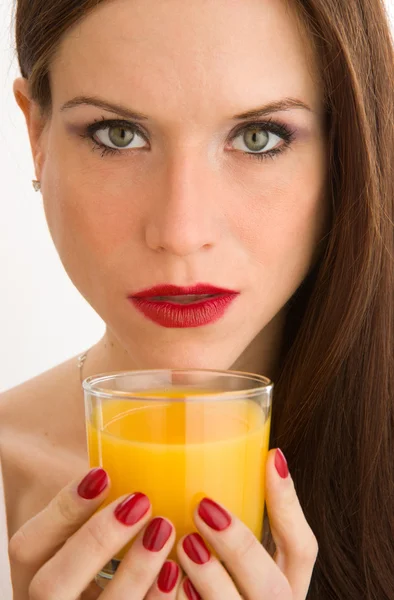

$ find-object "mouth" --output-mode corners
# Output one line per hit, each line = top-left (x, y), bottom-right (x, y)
(128, 284), (239, 328)
(150, 293), (218, 304)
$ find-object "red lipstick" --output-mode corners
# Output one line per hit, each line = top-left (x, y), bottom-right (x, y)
(129, 284), (239, 328)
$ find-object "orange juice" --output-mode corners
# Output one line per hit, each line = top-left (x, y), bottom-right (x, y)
(86, 390), (271, 558)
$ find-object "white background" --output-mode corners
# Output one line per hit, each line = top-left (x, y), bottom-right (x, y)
(1, 0), (393, 392)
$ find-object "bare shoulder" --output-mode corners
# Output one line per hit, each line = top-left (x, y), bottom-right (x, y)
(0, 356), (81, 428)
(0, 356), (88, 537)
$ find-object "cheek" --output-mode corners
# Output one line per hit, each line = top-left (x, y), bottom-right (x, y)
(42, 180), (140, 311)
(236, 160), (328, 280)
(42, 125), (144, 268)
(43, 164), (141, 274)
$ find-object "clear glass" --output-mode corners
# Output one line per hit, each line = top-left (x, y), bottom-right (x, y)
(83, 369), (273, 589)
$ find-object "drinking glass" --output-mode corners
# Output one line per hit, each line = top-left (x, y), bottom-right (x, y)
(83, 369), (273, 588)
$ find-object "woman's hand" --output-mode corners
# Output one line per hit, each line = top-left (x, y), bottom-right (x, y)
(8, 468), (181, 600)
(176, 448), (318, 600)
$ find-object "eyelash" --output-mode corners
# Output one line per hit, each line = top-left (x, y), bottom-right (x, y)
(79, 116), (296, 162)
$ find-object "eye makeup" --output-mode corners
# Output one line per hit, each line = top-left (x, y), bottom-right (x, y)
(67, 114), (300, 162)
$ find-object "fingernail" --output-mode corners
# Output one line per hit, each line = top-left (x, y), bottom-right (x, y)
(275, 448), (289, 479)
(77, 468), (108, 500)
(143, 518), (172, 552)
(183, 579), (201, 600)
(198, 498), (231, 531)
(114, 493), (150, 525)
(182, 533), (210, 564)
(157, 561), (179, 593)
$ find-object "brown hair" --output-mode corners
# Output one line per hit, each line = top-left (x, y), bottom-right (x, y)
(13, 0), (394, 597)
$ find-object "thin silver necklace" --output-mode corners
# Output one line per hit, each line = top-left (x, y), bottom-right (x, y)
(77, 351), (89, 383)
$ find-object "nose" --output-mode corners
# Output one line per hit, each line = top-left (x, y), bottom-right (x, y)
(144, 152), (219, 257)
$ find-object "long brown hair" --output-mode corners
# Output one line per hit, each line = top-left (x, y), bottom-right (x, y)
(13, 0), (394, 597)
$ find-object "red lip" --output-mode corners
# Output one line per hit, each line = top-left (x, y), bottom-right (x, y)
(132, 284), (237, 297)
(129, 283), (239, 328)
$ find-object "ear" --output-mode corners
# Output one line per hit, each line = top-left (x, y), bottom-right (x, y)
(13, 77), (48, 181)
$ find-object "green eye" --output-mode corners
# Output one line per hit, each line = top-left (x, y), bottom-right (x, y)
(232, 125), (283, 156)
(89, 120), (147, 151)
(243, 128), (269, 152)
(108, 126), (135, 148)
(84, 117), (294, 160)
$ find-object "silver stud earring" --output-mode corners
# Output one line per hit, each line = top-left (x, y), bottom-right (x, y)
(32, 180), (41, 192)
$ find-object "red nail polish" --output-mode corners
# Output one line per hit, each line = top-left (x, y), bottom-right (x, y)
(275, 448), (289, 479)
(183, 533), (210, 564)
(77, 468), (108, 500)
(183, 579), (201, 600)
(114, 493), (150, 525)
(143, 518), (172, 552)
(198, 498), (231, 531)
(157, 561), (179, 593)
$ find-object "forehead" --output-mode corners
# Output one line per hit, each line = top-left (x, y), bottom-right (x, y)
(50, 0), (323, 121)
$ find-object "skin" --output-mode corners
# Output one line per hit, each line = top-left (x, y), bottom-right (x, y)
(1, 0), (326, 597)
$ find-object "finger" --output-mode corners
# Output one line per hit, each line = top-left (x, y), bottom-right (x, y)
(192, 498), (292, 599)
(176, 532), (241, 600)
(100, 517), (176, 599)
(177, 577), (201, 600)
(145, 560), (181, 599)
(79, 580), (102, 600)
(29, 492), (152, 600)
(9, 468), (110, 570)
(265, 448), (319, 600)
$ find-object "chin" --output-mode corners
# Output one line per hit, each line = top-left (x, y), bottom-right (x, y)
(106, 310), (255, 372)
(139, 350), (237, 372)
(113, 333), (240, 372)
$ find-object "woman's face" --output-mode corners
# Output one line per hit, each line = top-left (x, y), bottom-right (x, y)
(17, 0), (328, 372)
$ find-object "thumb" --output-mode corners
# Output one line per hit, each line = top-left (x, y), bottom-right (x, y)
(264, 448), (319, 600)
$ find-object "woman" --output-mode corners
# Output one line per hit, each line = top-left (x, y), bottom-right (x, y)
(0, 0), (392, 598)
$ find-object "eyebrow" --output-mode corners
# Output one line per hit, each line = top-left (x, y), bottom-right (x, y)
(60, 95), (312, 121)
